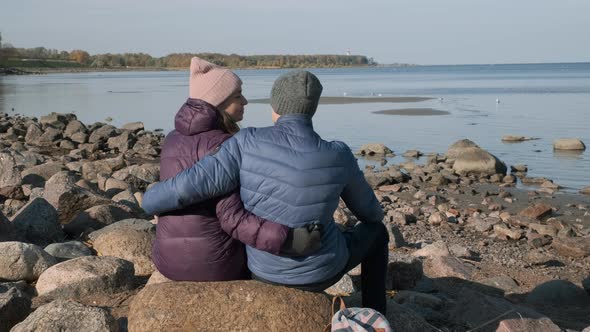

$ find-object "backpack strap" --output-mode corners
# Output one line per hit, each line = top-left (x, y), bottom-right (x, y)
(323, 296), (348, 332)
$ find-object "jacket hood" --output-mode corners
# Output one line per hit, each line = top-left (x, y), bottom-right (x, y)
(174, 98), (220, 135)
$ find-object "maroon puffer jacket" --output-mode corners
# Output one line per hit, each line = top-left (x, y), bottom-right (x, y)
(152, 98), (288, 281)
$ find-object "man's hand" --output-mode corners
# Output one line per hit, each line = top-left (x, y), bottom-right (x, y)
(280, 223), (322, 257)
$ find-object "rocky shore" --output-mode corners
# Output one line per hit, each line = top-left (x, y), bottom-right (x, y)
(0, 112), (589, 331)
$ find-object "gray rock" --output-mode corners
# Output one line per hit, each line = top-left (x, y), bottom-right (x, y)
(0, 242), (57, 281)
(358, 143), (393, 156)
(39, 113), (74, 129)
(24, 123), (43, 145)
(121, 121), (144, 133)
(112, 163), (160, 189)
(11, 197), (65, 247)
(90, 219), (155, 276)
(70, 131), (88, 144)
(107, 131), (136, 152)
(132, 136), (159, 156)
(425, 256), (475, 280)
(478, 275), (520, 294)
(35, 256), (135, 300)
(496, 317), (561, 332)
(413, 241), (451, 258)
(0, 211), (16, 242)
(44, 241), (93, 261)
(325, 274), (356, 296)
(38, 126), (62, 144)
(0, 152), (22, 189)
(0, 287), (32, 332)
(88, 124), (119, 143)
(64, 120), (88, 138)
(10, 300), (116, 332)
(64, 204), (135, 238)
(21, 161), (66, 187)
(42, 171), (83, 208)
(526, 280), (590, 306)
(112, 189), (140, 208)
(553, 138), (586, 150)
(447, 139), (507, 176)
(81, 155), (126, 181)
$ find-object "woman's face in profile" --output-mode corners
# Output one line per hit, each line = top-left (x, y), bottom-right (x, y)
(220, 90), (248, 122)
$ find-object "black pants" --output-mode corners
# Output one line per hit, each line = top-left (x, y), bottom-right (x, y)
(253, 222), (389, 315)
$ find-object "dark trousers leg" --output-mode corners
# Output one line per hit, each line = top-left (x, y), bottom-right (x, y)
(343, 222), (389, 314)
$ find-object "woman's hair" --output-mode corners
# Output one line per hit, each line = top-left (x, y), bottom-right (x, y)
(217, 108), (240, 134)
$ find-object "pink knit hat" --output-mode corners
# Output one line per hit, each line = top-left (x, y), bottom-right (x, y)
(189, 57), (242, 107)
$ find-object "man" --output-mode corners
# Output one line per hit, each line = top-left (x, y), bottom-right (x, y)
(142, 70), (389, 314)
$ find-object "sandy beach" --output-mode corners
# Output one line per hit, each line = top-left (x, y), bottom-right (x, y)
(250, 96), (433, 104)
(373, 108), (450, 116)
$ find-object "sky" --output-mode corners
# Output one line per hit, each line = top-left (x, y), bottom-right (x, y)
(1, 0), (589, 65)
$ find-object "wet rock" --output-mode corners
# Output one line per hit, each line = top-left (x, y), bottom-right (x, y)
(496, 317), (561, 332)
(11, 197), (65, 246)
(526, 280), (590, 307)
(0, 287), (32, 332)
(501, 135), (537, 142)
(64, 204), (135, 238)
(44, 241), (93, 262)
(358, 143), (394, 156)
(10, 300), (116, 332)
(447, 139), (507, 176)
(424, 256), (474, 280)
(128, 280), (332, 332)
(0, 242), (57, 281)
(35, 256), (135, 300)
(403, 150), (423, 158)
(553, 138), (586, 150)
(387, 253), (423, 290)
(90, 219), (155, 276)
(552, 237), (590, 257)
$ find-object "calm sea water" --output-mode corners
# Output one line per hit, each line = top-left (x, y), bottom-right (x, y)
(1, 63), (589, 191)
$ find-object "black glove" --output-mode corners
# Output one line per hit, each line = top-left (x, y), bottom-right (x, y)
(280, 223), (323, 257)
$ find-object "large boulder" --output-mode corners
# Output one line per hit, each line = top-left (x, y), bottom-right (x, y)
(0, 242), (57, 281)
(0, 152), (22, 189)
(64, 120), (88, 138)
(35, 256), (135, 300)
(553, 138), (586, 150)
(90, 219), (156, 276)
(128, 281), (332, 331)
(107, 131), (136, 153)
(0, 287), (32, 332)
(64, 204), (135, 238)
(526, 280), (590, 307)
(11, 197), (65, 246)
(88, 124), (119, 143)
(10, 300), (116, 332)
(447, 139), (507, 176)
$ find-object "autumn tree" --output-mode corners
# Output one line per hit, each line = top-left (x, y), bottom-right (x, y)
(70, 50), (90, 65)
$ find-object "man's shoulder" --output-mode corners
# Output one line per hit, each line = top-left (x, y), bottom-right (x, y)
(322, 139), (353, 154)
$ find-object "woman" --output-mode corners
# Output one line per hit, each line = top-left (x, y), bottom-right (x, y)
(152, 57), (289, 281)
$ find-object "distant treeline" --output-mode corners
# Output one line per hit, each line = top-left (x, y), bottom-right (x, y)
(0, 40), (375, 69)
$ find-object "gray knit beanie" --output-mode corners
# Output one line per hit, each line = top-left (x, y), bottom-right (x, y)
(270, 70), (323, 117)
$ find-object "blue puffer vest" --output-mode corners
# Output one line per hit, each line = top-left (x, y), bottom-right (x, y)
(143, 114), (384, 285)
